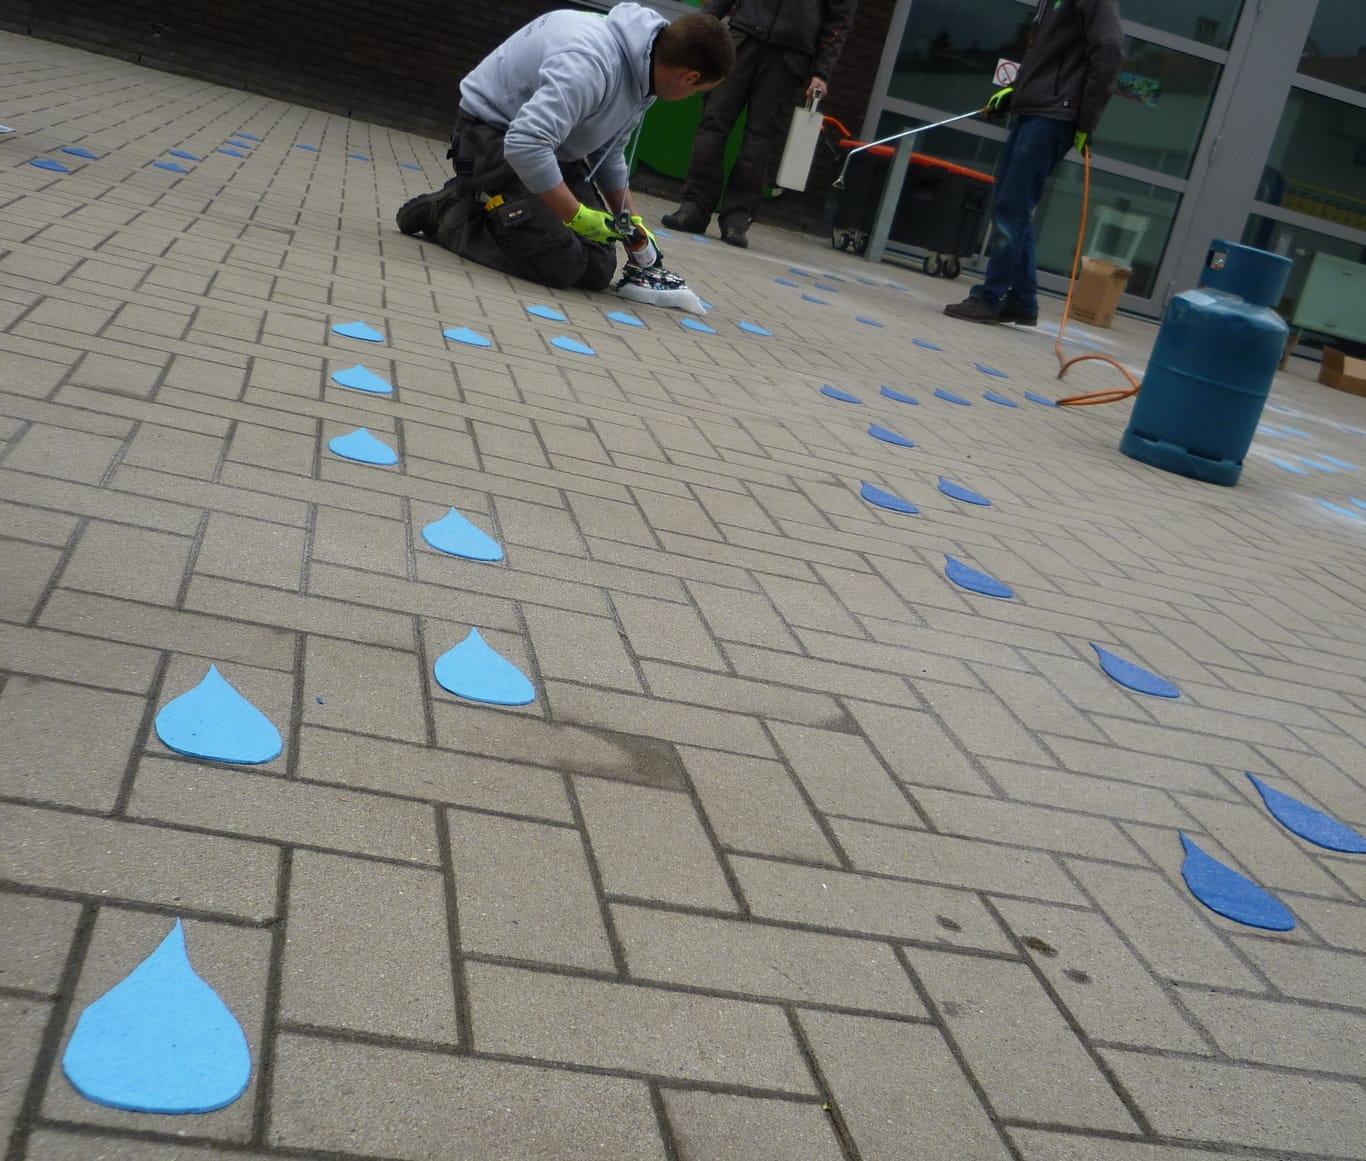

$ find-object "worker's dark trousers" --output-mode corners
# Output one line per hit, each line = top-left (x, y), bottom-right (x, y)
(682, 36), (809, 226)
(436, 113), (618, 291)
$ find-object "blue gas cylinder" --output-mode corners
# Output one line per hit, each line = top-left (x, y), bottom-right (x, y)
(1120, 240), (1291, 485)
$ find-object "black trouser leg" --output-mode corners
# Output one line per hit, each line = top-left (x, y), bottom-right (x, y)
(717, 44), (808, 226)
(681, 36), (759, 214)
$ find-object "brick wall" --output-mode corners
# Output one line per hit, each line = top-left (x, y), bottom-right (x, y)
(0, 0), (896, 229)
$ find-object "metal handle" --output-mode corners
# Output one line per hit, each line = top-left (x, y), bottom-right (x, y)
(832, 107), (983, 189)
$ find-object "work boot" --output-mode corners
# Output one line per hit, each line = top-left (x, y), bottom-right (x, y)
(396, 178), (460, 237)
(719, 214), (749, 249)
(943, 296), (1002, 324)
(661, 202), (709, 234)
(998, 299), (1038, 326)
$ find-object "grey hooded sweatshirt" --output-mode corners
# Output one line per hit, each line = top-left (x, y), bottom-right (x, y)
(459, 4), (666, 195)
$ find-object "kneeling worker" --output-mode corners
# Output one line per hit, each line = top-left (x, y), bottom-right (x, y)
(397, 5), (734, 291)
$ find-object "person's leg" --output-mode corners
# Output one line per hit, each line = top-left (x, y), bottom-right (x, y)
(396, 122), (466, 237)
(1000, 117), (1074, 316)
(715, 44), (806, 243)
(670, 37), (757, 229)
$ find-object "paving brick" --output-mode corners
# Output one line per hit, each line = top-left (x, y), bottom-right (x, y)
(269, 1033), (665, 1160)
(662, 1092), (843, 1161)
(912, 788), (1144, 862)
(3, 423), (124, 483)
(467, 962), (813, 1091)
(226, 421), (316, 475)
(522, 605), (641, 691)
(575, 778), (737, 911)
(982, 759), (1190, 826)
(283, 850), (458, 1042)
(643, 661), (845, 728)
(303, 636), (427, 743)
(1010, 1131), (1247, 1161)
(59, 520), (191, 605)
(1045, 734), (1235, 798)
(799, 1010), (1012, 1161)
(615, 904), (922, 1014)
(122, 423), (223, 478)
(692, 483), (778, 532)
(1292, 894), (1366, 952)
(0, 499), (79, 547)
(843, 699), (995, 794)
(567, 492), (656, 547)
(612, 592), (726, 669)
(770, 722), (920, 826)
(414, 549), (615, 614)
(0, 621), (159, 692)
(0, 889), (81, 994)
(447, 809), (614, 970)
(686, 581), (800, 651)
(1174, 985), (1364, 1073)
(832, 819), (1086, 903)
(0, 538), (61, 622)
(193, 511), (305, 590)
(1233, 937), (1366, 1008)
(1103, 1047), (1365, 1157)
(727, 643), (918, 706)
(756, 574), (862, 636)
(493, 495), (587, 555)
(44, 909), (270, 1141)
(312, 504), (410, 576)
(908, 948), (1135, 1129)
(2, 996), (51, 1142)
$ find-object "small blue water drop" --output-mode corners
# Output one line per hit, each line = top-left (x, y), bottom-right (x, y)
(974, 363), (1008, 379)
(820, 385), (862, 404)
(680, 317), (716, 334)
(945, 555), (1014, 599)
(879, 386), (919, 405)
(328, 427), (398, 466)
(984, 390), (1018, 408)
(235, 131), (261, 142)
(934, 388), (971, 406)
(526, 303), (567, 322)
(294, 143), (319, 152)
(422, 508), (503, 562)
(698, 299), (715, 311)
(1318, 499), (1361, 519)
(62, 921), (251, 1114)
(399, 161), (422, 171)
(814, 283), (840, 293)
(1319, 456), (1357, 470)
(29, 158), (71, 173)
(655, 228), (673, 239)
(855, 276), (880, 287)
(855, 316), (883, 327)
(433, 629), (535, 705)
(738, 321), (771, 336)
(444, 325), (491, 348)
(153, 161), (189, 173)
(860, 481), (917, 515)
(550, 335), (595, 357)
(1268, 457), (1309, 475)
(868, 424), (915, 448)
(60, 146), (99, 159)
(1281, 425), (1309, 437)
(331, 364), (393, 395)
(1301, 457), (1337, 472)
(774, 277), (798, 287)
(216, 147), (246, 158)
(347, 152), (369, 161)
(800, 294), (828, 305)
(1024, 391), (1057, 407)
(227, 140), (254, 150)
(1179, 834), (1295, 931)
(938, 477), (991, 506)
(1091, 643), (1180, 698)
(912, 338), (943, 351)
(169, 149), (202, 161)
(607, 311), (644, 327)
(1351, 497), (1366, 511)
(789, 267), (814, 277)
(154, 666), (282, 764)
(332, 320), (384, 343)
(687, 234), (711, 244)
(1247, 774), (1366, 853)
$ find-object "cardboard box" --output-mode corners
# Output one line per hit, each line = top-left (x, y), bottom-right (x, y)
(1070, 258), (1131, 328)
(1319, 347), (1366, 398)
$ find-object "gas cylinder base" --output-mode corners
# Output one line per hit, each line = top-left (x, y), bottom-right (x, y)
(1120, 429), (1242, 486)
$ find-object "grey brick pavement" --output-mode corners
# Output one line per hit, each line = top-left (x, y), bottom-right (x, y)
(2, 30), (1365, 1161)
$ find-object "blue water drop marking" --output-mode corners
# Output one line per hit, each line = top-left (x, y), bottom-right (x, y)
(328, 427), (398, 466)
(687, 234), (711, 244)
(526, 303), (567, 322)
(1352, 497), (1366, 511)
(29, 158), (71, 173)
(330, 364), (393, 396)
(945, 555), (1014, 599)
(855, 316), (883, 327)
(433, 628), (535, 705)
(1265, 401), (1295, 415)
(607, 310), (644, 327)
(422, 508), (503, 563)
(154, 666), (282, 765)
(655, 228), (673, 239)
(60, 146), (99, 159)
(152, 161), (189, 173)
(332, 320), (384, 343)
(169, 149), (202, 161)
(348, 152), (369, 161)
(938, 477), (991, 506)
(789, 267), (814, 276)
(1247, 774), (1366, 853)
(235, 131), (261, 142)
(934, 388), (971, 406)
(1268, 457), (1309, 475)
(1301, 457), (1337, 472)
(1257, 423), (1284, 437)
(227, 139), (254, 150)
(550, 335), (595, 356)
(699, 299), (715, 311)
(1024, 391), (1057, 407)
(216, 147), (246, 158)
(856, 276), (880, 287)
(399, 161), (422, 171)
(801, 294), (828, 305)
(680, 317), (716, 334)
(62, 921), (251, 1114)
(1319, 456), (1357, 470)
(444, 325), (491, 348)
(738, 321), (771, 336)
(294, 143), (319, 152)
(868, 424), (915, 448)
(912, 338), (943, 351)
(1281, 425), (1309, 437)
(983, 390), (1018, 408)
(879, 386), (919, 406)
(974, 363), (1008, 379)
(1179, 833), (1295, 931)
(774, 277), (799, 287)
(819, 385), (862, 404)
(860, 481), (917, 515)
(1318, 499), (1362, 519)
(814, 282), (840, 293)
(1091, 643), (1179, 698)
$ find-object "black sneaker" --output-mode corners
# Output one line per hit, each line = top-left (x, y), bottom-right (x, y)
(999, 300), (1038, 326)
(396, 180), (460, 237)
(720, 219), (749, 248)
(943, 297), (1002, 324)
(661, 202), (709, 234)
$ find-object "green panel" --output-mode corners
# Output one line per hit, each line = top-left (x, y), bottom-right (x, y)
(633, 96), (745, 181)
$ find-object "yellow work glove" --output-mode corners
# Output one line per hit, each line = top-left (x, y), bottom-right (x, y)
(1074, 130), (1089, 153)
(564, 204), (620, 244)
(629, 214), (657, 245)
(984, 86), (1013, 118)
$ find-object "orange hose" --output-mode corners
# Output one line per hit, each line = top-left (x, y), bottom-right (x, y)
(1054, 147), (1141, 407)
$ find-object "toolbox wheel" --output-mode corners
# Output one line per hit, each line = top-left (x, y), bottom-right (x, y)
(922, 254), (943, 277)
(831, 229), (851, 251)
(943, 256), (962, 280)
(853, 232), (869, 255)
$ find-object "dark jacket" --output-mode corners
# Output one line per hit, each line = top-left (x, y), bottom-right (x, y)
(1010, 0), (1124, 135)
(702, 0), (857, 81)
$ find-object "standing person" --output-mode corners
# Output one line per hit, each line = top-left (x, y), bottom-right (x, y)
(661, 0), (857, 248)
(396, 6), (733, 291)
(944, 0), (1124, 325)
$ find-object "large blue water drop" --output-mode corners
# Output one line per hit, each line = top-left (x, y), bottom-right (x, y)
(328, 427), (398, 466)
(855, 316), (883, 327)
(868, 424), (915, 448)
(680, 317), (716, 334)
(775, 277), (799, 287)
(332, 320), (384, 343)
(1248, 774), (1366, 853)
(347, 152), (369, 161)
(169, 149), (202, 161)
(1024, 391), (1057, 407)
(216, 147), (246, 158)
(938, 476), (991, 506)
(331, 364), (393, 395)
(63, 921), (251, 1114)
(737, 320), (771, 336)
(294, 143), (319, 152)
(399, 162), (422, 171)
(820, 385), (862, 404)
(934, 388), (971, 406)
(154, 666), (282, 764)
(29, 158), (71, 173)
(912, 338), (943, 351)
(1091, 643), (1180, 698)
(1179, 833), (1295, 931)
(1268, 457), (1309, 476)
(444, 325), (491, 348)
(153, 161), (189, 173)
(801, 294), (828, 305)
(880, 386), (919, 405)
(433, 629), (535, 706)
(974, 363), (1008, 379)
(984, 390), (1018, 408)
(860, 481), (917, 515)
(60, 146), (100, 159)
(550, 335), (595, 356)
(422, 508), (503, 562)
(235, 132), (262, 142)
(945, 555), (1014, 599)
(608, 311), (644, 328)
(526, 303), (567, 321)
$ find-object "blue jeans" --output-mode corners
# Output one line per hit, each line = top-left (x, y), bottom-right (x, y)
(970, 115), (1075, 313)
